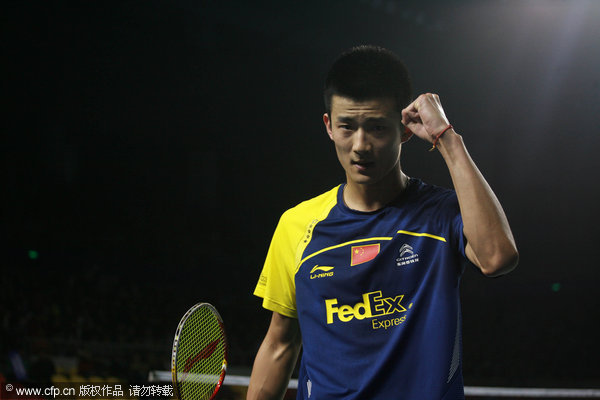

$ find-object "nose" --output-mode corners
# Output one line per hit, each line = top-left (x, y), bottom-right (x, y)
(352, 128), (371, 155)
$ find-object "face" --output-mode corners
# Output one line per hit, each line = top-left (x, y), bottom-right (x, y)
(323, 95), (411, 187)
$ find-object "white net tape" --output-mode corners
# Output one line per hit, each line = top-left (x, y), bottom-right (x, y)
(150, 370), (600, 398)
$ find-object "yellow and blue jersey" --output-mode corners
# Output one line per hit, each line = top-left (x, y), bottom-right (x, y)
(254, 178), (468, 399)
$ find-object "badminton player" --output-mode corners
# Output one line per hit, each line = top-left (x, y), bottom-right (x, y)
(247, 45), (518, 400)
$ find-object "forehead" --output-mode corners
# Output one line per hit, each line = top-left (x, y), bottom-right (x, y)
(330, 95), (399, 120)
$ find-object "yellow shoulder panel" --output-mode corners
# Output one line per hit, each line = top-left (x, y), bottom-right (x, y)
(253, 186), (339, 317)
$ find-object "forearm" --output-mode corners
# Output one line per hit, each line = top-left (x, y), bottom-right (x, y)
(437, 130), (519, 276)
(247, 314), (301, 400)
(247, 338), (299, 399)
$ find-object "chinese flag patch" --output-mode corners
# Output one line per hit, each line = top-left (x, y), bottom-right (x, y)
(351, 244), (380, 266)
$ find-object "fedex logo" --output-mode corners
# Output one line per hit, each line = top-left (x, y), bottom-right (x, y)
(324, 291), (407, 324)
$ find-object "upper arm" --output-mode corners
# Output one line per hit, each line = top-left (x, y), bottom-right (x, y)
(264, 312), (302, 350)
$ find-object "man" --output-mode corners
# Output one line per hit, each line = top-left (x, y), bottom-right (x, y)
(247, 45), (518, 400)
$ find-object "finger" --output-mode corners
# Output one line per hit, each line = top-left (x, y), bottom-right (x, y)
(415, 93), (433, 110)
(401, 110), (420, 126)
(400, 107), (411, 123)
(401, 107), (415, 119)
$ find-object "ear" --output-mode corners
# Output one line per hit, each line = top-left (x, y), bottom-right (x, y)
(400, 125), (413, 144)
(323, 113), (334, 141)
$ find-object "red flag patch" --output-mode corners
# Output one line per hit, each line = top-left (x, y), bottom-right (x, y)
(350, 244), (380, 266)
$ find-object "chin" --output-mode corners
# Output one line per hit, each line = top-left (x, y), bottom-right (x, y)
(349, 174), (379, 186)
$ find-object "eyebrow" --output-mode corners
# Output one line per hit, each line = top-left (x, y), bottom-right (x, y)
(336, 116), (390, 123)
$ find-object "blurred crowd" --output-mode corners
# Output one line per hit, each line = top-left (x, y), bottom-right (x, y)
(1, 251), (267, 387)
(2, 261), (159, 383)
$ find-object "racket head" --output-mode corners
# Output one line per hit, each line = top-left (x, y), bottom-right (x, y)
(171, 303), (228, 400)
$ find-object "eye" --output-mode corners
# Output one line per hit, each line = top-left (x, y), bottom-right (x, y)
(369, 124), (390, 135)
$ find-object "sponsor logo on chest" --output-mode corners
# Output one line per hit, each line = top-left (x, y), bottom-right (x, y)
(396, 243), (419, 267)
(324, 290), (413, 330)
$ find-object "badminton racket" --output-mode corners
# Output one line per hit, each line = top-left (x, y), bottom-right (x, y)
(171, 303), (228, 400)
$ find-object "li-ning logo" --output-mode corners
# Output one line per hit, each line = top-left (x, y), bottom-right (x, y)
(310, 265), (334, 279)
(396, 244), (419, 266)
(182, 339), (220, 375)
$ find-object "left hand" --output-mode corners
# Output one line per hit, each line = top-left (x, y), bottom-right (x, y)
(402, 93), (451, 144)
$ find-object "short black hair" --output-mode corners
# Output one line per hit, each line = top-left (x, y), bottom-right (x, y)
(324, 45), (412, 115)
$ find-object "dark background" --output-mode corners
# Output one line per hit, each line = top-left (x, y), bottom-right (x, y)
(2, 0), (599, 390)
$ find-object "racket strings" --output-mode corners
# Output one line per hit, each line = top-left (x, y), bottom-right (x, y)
(175, 306), (226, 400)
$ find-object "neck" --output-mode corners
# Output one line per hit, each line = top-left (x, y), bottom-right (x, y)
(343, 169), (409, 212)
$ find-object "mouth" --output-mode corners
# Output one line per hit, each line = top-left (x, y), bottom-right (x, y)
(351, 160), (374, 171)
